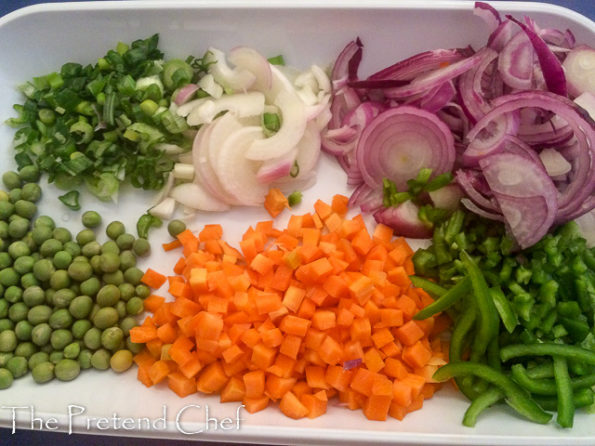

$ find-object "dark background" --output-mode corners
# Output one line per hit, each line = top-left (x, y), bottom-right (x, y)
(0, 0), (593, 445)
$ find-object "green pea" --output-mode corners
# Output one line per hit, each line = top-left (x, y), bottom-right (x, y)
(14, 320), (33, 341)
(50, 329), (73, 350)
(126, 297), (144, 315)
(0, 352), (14, 367)
(8, 188), (22, 203)
(34, 215), (55, 230)
(6, 356), (27, 378)
(102, 240), (120, 255)
(52, 227), (72, 244)
(0, 221), (7, 238)
(116, 301), (126, 319)
(32, 361), (54, 384)
(80, 277), (101, 297)
(2, 171), (21, 190)
(126, 337), (144, 355)
(0, 368), (13, 389)
(14, 341), (37, 359)
(8, 240), (31, 259)
(101, 327), (124, 351)
(27, 305), (52, 325)
(72, 319), (92, 340)
(33, 259), (55, 282)
(0, 299), (7, 318)
(14, 200), (37, 219)
(0, 330), (18, 352)
(63, 241), (81, 258)
(103, 270), (124, 286)
(168, 219), (187, 238)
(0, 268), (19, 287)
(93, 307), (119, 329)
(110, 349), (133, 373)
(52, 288), (76, 308)
(124, 267), (144, 286)
(89, 255), (102, 275)
(76, 229), (96, 246)
(0, 201), (15, 221)
(0, 319), (14, 331)
(91, 349), (111, 370)
(119, 251), (136, 272)
(116, 233), (135, 251)
(13, 256), (35, 275)
(83, 327), (102, 350)
(49, 308), (73, 329)
(97, 284), (120, 308)
(39, 238), (63, 258)
(28, 351), (50, 370)
(0, 253), (13, 270)
(63, 342), (81, 359)
(21, 183), (42, 202)
(22, 287), (44, 307)
(82, 211), (102, 229)
(50, 269), (71, 290)
(69, 295), (93, 320)
(31, 225), (53, 246)
(89, 303), (100, 321)
(4, 286), (22, 303)
(52, 251), (72, 269)
(31, 323), (51, 347)
(72, 255), (87, 264)
(21, 272), (39, 289)
(49, 351), (64, 365)
(18, 165), (40, 183)
(118, 283), (135, 302)
(8, 302), (28, 322)
(106, 221), (125, 240)
(78, 349), (93, 369)
(67, 261), (93, 282)
(132, 238), (150, 257)
(100, 252), (120, 273)
(119, 316), (137, 336)
(54, 358), (80, 381)
(81, 241), (101, 258)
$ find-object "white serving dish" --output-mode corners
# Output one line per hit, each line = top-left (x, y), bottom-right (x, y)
(0, 1), (594, 444)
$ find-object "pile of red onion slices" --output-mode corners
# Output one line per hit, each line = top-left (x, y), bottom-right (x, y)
(323, 2), (595, 249)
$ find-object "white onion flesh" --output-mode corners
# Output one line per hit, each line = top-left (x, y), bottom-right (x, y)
(170, 182), (230, 212)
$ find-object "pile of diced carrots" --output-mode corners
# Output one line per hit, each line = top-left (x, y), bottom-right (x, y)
(131, 195), (450, 421)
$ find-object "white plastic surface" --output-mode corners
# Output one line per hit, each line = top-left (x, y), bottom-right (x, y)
(0, 1), (594, 444)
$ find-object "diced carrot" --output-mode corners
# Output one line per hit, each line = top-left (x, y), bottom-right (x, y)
(363, 394), (392, 421)
(264, 188), (289, 218)
(196, 361), (228, 394)
(251, 343), (277, 370)
(221, 376), (246, 403)
(266, 375), (297, 401)
(305, 365), (329, 390)
(162, 239), (182, 252)
(243, 369), (266, 398)
(243, 395), (270, 413)
(144, 295), (166, 313)
(168, 371), (197, 398)
(318, 335), (343, 365)
(395, 320), (425, 346)
(129, 325), (158, 344)
(148, 360), (171, 385)
(141, 268), (167, 289)
(363, 348), (385, 373)
(301, 391), (328, 418)
(402, 341), (433, 369)
(311, 310), (336, 331)
(279, 391), (309, 419)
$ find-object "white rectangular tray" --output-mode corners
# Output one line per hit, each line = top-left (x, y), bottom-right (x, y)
(0, 1), (594, 444)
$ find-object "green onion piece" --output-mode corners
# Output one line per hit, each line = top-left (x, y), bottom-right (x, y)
(58, 190), (81, 210)
(263, 112), (281, 134)
(288, 191), (302, 207)
(69, 121), (94, 144)
(267, 55), (285, 66)
(137, 213), (163, 239)
(424, 172), (454, 192)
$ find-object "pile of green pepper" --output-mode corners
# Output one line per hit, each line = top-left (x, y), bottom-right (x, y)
(412, 209), (595, 428)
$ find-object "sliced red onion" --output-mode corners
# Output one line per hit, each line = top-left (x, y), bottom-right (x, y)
(463, 112), (520, 166)
(474, 1), (502, 33)
(414, 81), (457, 113)
(487, 19), (517, 52)
(343, 358), (362, 370)
(368, 48), (468, 82)
(479, 152), (558, 248)
(174, 84), (199, 106)
(331, 38), (363, 83)
(562, 45), (595, 98)
(539, 148), (572, 177)
(384, 51), (484, 99)
(506, 15), (567, 96)
(458, 47), (500, 122)
(461, 197), (505, 221)
(498, 31), (535, 90)
(429, 183), (465, 212)
(373, 201), (433, 238)
(455, 169), (500, 212)
(356, 106), (455, 191)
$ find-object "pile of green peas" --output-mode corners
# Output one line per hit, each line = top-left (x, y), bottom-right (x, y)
(0, 167), (152, 390)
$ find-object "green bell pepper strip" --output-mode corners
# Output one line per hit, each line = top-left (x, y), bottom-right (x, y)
(462, 387), (504, 428)
(553, 355), (575, 428)
(409, 275), (448, 299)
(460, 251), (499, 362)
(500, 343), (595, 366)
(433, 362), (552, 424)
(413, 276), (470, 320)
(533, 388), (594, 412)
(489, 286), (518, 334)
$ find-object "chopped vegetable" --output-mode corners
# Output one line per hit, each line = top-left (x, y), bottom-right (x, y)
(264, 188), (289, 218)
(131, 195), (449, 420)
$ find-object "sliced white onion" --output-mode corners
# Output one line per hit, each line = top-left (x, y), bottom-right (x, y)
(176, 98), (208, 117)
(170, 182), (230, 212)
(173, 163), (195, 181)
(197, 73), (223, 99)
(228, 46), (273, 92)
(311, 64), (331, 94)
(245, 89), (307, 160)
(186, 92), (265, 126)
(256, 146), (298, 183)
(149, 197), (176, 220)
(207, 47), (257, 92)
(154, 143), (187, 155)
(213, 126), (268, 205)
